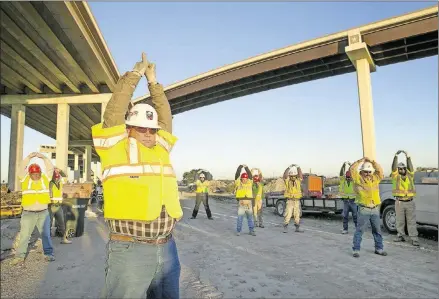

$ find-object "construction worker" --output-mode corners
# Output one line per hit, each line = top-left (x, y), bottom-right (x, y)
(282, 164), (304, 233)
(10, 152), (55, 265)
(350, 157), (387, 258)
(191, 170), (213, 220)
(392, 150), (419, 246)
(251, 168), (264, 228)
(91, 53), (183, 299)
(235, 164), (256, 236)
(49, 168), (72, 244)
(339, 162), (358, 234)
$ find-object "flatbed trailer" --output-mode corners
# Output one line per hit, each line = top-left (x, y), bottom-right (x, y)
(265, 191), (344, 216)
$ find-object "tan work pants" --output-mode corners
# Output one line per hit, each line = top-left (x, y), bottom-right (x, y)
(253, 200), (263, 226)
(396, 199), (418, 240)
(284, 199), (301, 225)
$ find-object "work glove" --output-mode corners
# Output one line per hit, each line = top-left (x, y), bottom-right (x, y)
(132, 52), (148, 77)
(144, 60), (157, 84)
(396, 150), (403, 155)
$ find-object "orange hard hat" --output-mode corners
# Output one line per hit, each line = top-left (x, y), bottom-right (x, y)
(28, 164), (41, 174)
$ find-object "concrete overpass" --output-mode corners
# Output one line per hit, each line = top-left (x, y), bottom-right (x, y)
(0, 1), (118, 190)
(135, 5), (438, 159)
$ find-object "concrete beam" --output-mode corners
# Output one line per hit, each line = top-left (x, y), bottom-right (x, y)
(0, 93), (112, 105)
(69, 140), (93, 146)
(8, 104), (25, 191)
(55, 104), (70, 172)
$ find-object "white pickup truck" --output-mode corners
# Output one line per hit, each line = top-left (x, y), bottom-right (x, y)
(379, 169), (438, 233)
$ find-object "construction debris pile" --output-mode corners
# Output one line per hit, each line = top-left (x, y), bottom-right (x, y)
(208, 180), (228, 193)
(1, 191), (22, 206)
(264, 178), (286, 193)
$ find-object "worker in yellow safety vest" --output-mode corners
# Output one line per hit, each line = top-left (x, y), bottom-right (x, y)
(350, 157), (387, 258)
(282, 164), (304, 233)
(10, 152), (55, 266)
(191, 169), (213, 220)
(339, 162), (358, 234)
(391, 150), (419, 246)
(49, 168), (72, 244)
(235, 164), (256, 236)
(91, 53), (183, 298)
(251, 168), (264, 228)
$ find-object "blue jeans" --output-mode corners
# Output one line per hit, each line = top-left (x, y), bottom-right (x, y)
(352, 206), (383, 251)
(16, 209), (54, 259)
(237, 204), (254, 233)
(102, 236), (180, 299)
(342, 199), (358, 231)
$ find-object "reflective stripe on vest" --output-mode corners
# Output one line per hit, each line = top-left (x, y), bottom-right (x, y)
(102, 164), (175, 182)
(354, 179), (381, 207)
(392, 175), (416, 197)
(51, 197), (63, 202)
(284, 179), (302, 198)
(93, 132), (128, 149)
(340, 180), (355, 199)
(236, 180), (253, 198)
(20, 174), (51, 206)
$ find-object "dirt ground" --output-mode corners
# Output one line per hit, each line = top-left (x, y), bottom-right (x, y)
(1, 195), (438, 298)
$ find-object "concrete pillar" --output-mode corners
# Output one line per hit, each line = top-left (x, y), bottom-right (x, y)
(73, 154), (79, 181)
(345, 29), (377, 160)
(83, 145), (92, 182)
(8, 104), (26, 191)
(55, 103), (70, 173)
(101, 101), (108, 122)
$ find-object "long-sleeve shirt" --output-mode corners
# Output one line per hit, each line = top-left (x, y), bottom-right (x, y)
(102, 71), (176, 239)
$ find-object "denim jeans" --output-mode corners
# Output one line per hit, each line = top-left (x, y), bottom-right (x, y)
(102, 236), (180, 299)
(16, 209), (54, 259)
(352, 206), (383, 251)
(342, 199), (358, 231)
(237, 204), (254, 233)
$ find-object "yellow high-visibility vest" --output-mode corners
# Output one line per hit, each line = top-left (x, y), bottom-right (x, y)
(391, 170), (416, 199)
(339, 177), (355, 199)
(50, 178), (66, 203)
(92, 123), (183, 221)
(196, 180), (209, 193)
(284, 178), (302, 199)
(21, 174), (51, 207)
(352, 178), (381, 207)
(253, 183), (264, 201)
(235, 179), (253, 198)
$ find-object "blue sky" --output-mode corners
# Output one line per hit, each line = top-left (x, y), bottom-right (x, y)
(1, 2), (437, 180)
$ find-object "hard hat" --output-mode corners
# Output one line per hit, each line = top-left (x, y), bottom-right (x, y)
(125, 104), (161, 129)
(199, 173), (205, 178)
(288, 168), (298, 176)
(345, 171), (351, 178)
(251, 169), (259, 176)
(359, 162), (375, 173)
(253, 175), (260, 183)
(397, 162), (407, 168)
(241, 173), (248, 179)
(28, 164), (41, 174)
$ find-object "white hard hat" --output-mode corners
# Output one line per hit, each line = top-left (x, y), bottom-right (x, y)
(397, 162), (407, 168)
(199, 173), (205, 178)
(252, 169), (259, 176)
(359, 162), (375, 173)
(125, 104), (161, 129)
(288, 168), (298, 176)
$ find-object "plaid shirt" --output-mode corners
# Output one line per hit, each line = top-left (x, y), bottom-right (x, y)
(106, 206), (177, 240)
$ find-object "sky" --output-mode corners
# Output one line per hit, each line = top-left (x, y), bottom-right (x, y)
(1, 1), (438, 181)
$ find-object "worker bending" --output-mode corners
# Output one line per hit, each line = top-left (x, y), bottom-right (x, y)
(92, 53), (183, 298)
(10, 152), (55, 265)
(234, 165), (256, 236)
(339, 162), (357, 234)
(283, 164), (304, 233)
(350, 157), (387, 258)
(191, 169), (213, 220)
(49, 168), (72, 244)
(392, 150), (419, 246)
(251, 168), (264, 228)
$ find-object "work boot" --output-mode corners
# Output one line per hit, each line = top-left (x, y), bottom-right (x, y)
(190, 216), (196, 219)
(283, 224), (288, 233)
(236, 232), (241, 236)
(374, 249), (387, 256)
(208, 217), (214, 220)
(352, 250), (360, 258)
(10, 257), (25, 266)
(294, 224), (304, 233)
(61, 237), (72, 244)
(259, 224), (265, 228)
(45, 255), (56, 262)
(250, 230), (256, 236)
(393, 236), (405, 242)
(412, 240), (420, 247)
(341, 230), (348, 234)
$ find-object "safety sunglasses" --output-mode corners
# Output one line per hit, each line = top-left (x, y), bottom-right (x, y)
(127, 126), (158, 134)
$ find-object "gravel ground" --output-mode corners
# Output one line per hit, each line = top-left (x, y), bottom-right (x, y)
(1, 196), (438, 298)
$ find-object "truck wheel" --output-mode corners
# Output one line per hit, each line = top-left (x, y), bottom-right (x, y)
(382, 204), (397, 234)
(276, 200), (286, 217)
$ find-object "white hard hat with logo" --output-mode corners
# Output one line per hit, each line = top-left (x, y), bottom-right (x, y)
(125, 104), (161, 129)
(359, 161), (375, 173)
(288, 168), (298, 175)
(397, 162), (407, 168)
(199, 173), (205, 178)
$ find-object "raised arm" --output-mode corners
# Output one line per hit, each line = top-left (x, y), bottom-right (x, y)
(371, 160), (384, 180)
(235, 165), (243, 180)
(147, 63), (172, 134)
(405, 152), (414, 173)
(283, 167), (290, 180)
(37, 153), (54, 178)
(297, 167), (303, 180)
(244, 166), (252, 180)
(103, 53), (148, 129)
(340, 163), (346, 177)
(392, 154), (398, 173)
(19, 153), (34, 178)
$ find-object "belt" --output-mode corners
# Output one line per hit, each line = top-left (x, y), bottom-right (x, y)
(109, 233), (171, 245)
(23, 209), (48, 213)
(358, 205), (377, 209)
(396, 198), (414, 202)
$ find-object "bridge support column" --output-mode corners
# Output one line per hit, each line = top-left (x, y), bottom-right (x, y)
(55, 103), (70, 173)
(83, 145), (92, 182)
(74, 154), (80, 181)
(8, 104), (26, 191)
(101, 101), (107, 122)
(345, 30), (377, 160)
